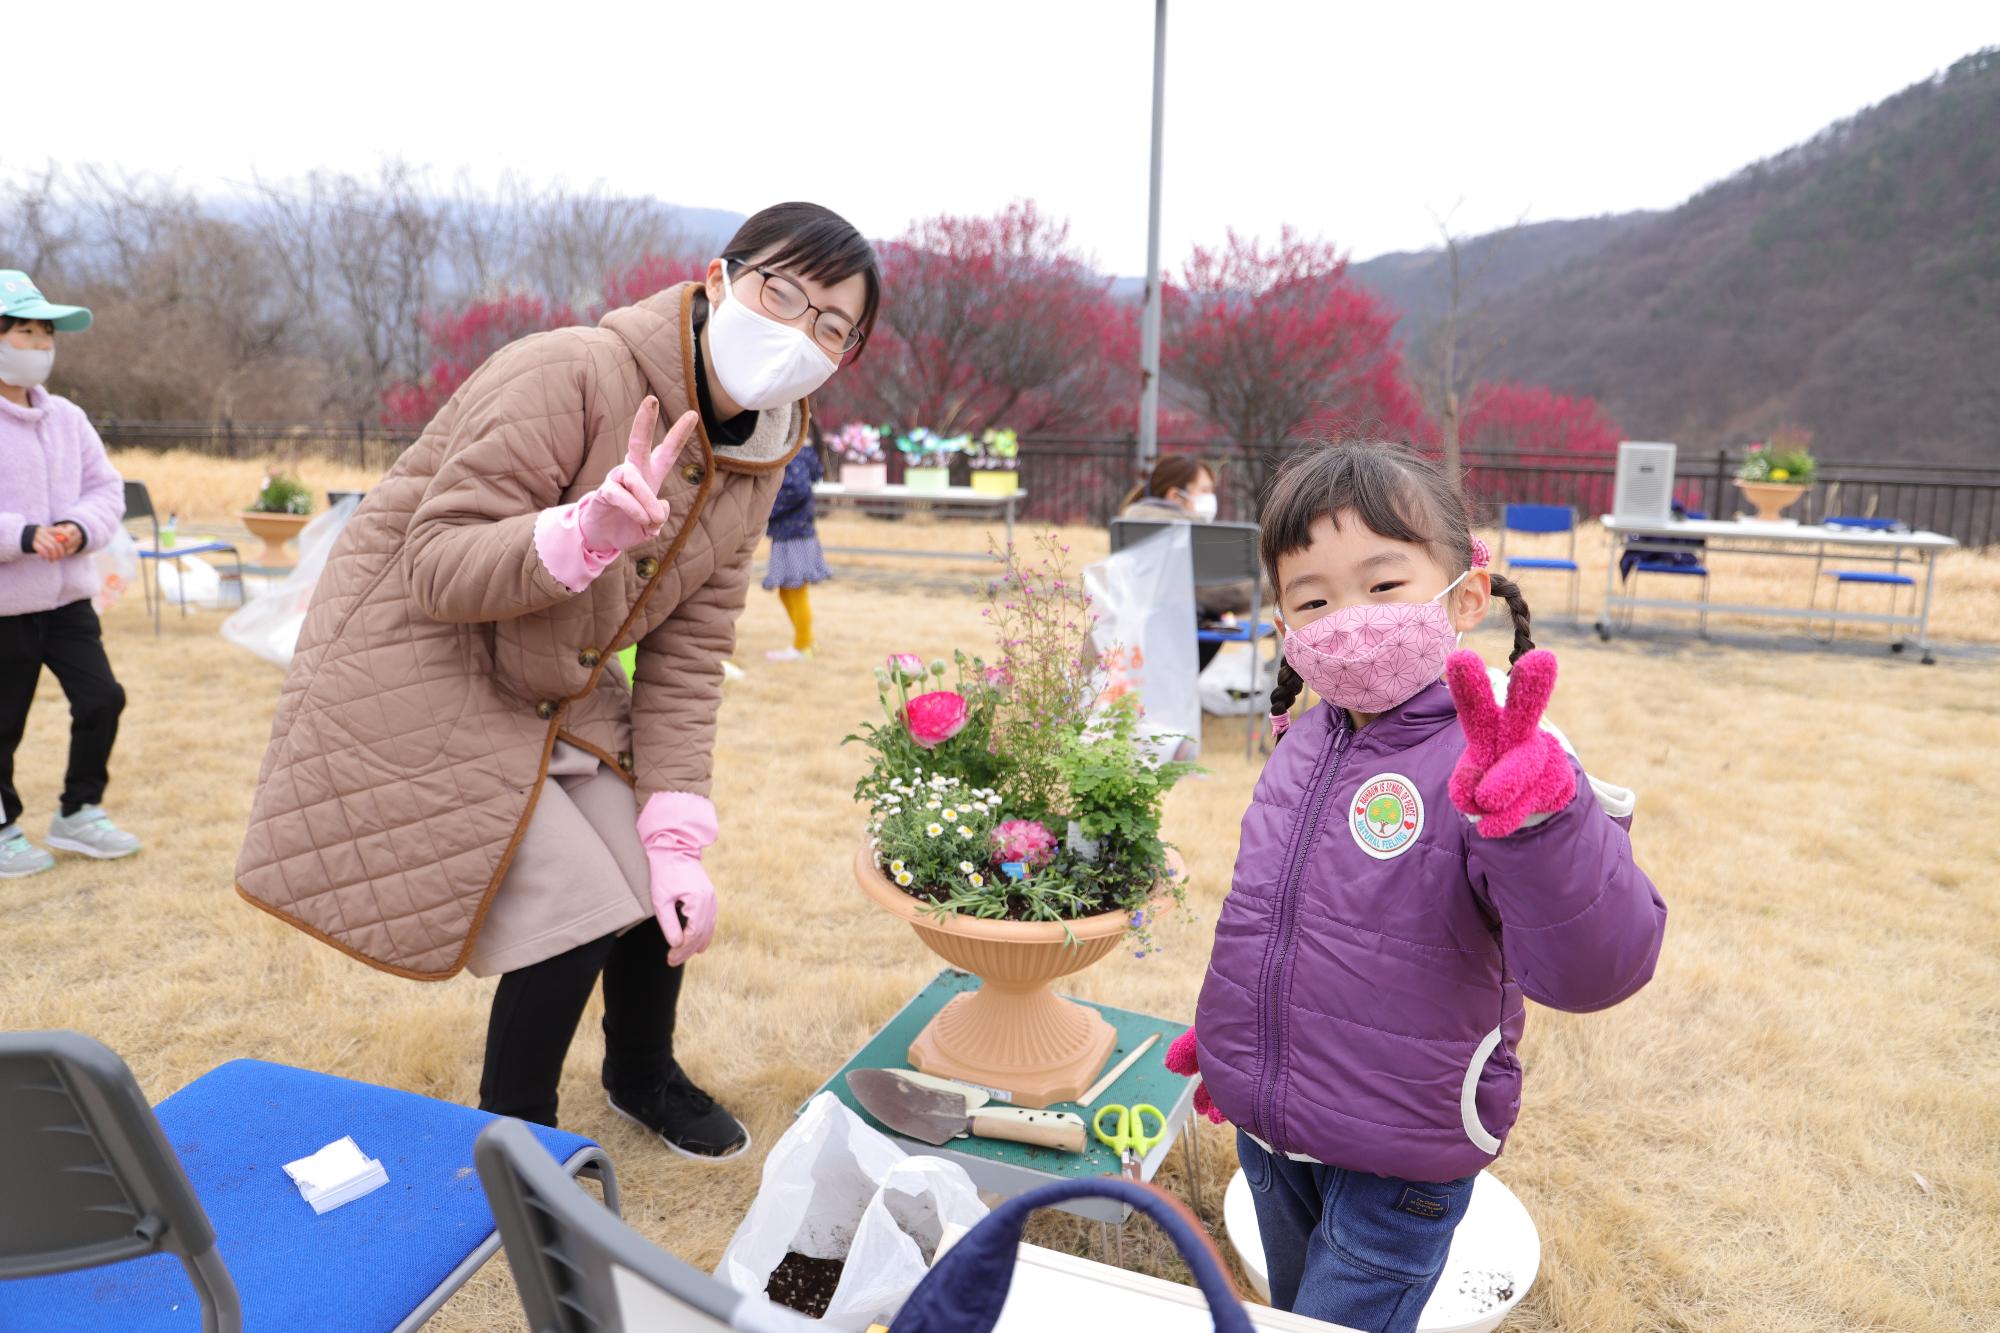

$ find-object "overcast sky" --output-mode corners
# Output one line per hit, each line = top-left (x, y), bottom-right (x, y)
(27, 1), (1998, 274)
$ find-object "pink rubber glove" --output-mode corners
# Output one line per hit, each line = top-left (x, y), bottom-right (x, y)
(579, 397), (699, 552)
(1445, 648), (1577, 838)
(637, 791), (719, 967)
(1165, 1027), (1228, 1125)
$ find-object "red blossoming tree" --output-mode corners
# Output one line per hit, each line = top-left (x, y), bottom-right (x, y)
(1459, 380), (1621, 457)
(1160, 227), (1430, 494)
(813, 201), (1133, 437)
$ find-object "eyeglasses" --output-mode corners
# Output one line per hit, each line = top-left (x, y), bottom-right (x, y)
(726, 259), (863, 357)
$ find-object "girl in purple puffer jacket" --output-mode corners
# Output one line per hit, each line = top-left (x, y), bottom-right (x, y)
(1173, 441), (1665, 1332)
(0, 273), (142, 878)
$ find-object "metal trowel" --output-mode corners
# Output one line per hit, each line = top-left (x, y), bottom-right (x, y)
(846, 1069), (1087, 1153)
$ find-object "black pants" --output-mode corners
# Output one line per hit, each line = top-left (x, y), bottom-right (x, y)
(478, 915), (683, 1127)
(1, 599), (125, 829)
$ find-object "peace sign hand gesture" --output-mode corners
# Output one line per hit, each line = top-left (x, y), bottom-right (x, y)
(577, 397), (701, 555)
(1444, 648), (1577, 838)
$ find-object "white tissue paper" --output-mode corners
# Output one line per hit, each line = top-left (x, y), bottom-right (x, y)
(282, 1136), (389, 1214)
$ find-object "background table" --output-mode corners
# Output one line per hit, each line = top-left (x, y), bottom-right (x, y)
(811, 482), (1028, 560)
(811, 969), (1199, 1226)
(1598, 515), (1959, 662)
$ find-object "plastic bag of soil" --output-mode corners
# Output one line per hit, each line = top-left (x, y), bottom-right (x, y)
(716, 1092), (987, 1330)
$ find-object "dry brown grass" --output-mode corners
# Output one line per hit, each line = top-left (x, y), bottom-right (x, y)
(8, 459), (1997, 1330)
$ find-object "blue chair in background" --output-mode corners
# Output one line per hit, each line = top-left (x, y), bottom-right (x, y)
(0, 1031), (618, 1332)
(1612, 503), (1711, 637)
(1496, 504), (1581, 621)
(122, 480), (244, 636)
(1812, 516), (1916, 645)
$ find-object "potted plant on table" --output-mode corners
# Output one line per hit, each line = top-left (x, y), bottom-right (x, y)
(242, 472), (315, 565)
(895, 428), (964, 492)
(1734, 428), (1816, 522)
(831, 422), (889, 491)
(847, 534), (1196, 1107)
(968, 428), (1020, 496)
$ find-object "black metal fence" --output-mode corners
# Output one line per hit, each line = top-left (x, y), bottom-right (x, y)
(95, 419), (2000, 549)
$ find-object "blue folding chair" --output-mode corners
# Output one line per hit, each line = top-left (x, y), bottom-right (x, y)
(123, 481), (244, 636)
(1812, 516), (1916, 645)
(1613, 504), (1710, 636)
(0, 1032), (618, 1332)
(1497, 504), (1580, 621)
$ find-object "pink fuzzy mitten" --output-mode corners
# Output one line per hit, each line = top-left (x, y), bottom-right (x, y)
(1445, 649), (1577, 838)
(1166, 1027), (1228, 1125)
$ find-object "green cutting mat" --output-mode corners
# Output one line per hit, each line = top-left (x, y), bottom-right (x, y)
(812, 968), (1192, 1180)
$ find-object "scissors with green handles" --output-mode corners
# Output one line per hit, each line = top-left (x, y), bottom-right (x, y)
(1093, 1102), (1167, 1180)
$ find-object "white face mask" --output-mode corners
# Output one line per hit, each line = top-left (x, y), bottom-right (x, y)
(0, 343), (53, 389)
(707, 261), (839, 411)
(1190, 492), (1219, 522)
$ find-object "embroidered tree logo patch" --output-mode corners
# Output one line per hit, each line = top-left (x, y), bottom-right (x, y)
(1351, 773), (1424, 860)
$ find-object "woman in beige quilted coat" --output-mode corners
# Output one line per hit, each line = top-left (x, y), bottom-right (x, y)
(236, 203), (880, 1157)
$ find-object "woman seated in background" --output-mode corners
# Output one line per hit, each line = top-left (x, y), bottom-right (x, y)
(1117, 456), (1252, 669)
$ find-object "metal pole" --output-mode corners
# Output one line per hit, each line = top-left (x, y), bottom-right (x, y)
(1136, 0), (1168, 475)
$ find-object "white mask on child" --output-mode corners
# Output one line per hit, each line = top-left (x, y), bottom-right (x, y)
(0, 343), (53, 389)
(1190, 493), (1219, 522)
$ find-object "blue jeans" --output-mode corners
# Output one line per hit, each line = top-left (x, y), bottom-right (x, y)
(1238, 1130), (1475, 1333)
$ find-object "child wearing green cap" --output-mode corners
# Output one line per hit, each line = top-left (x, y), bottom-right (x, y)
(0, 271), (143, 877)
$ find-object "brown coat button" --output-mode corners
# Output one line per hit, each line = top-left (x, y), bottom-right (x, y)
(681, 461), (705, 487)
(534, 700), (557, 720)
(635, 556), (659, 579)
(617, 750), (634, 773)
(579, 648), (602, 668)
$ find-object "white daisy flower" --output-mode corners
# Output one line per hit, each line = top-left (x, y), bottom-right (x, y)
(958, 825), (975, 839)
(891, 859), (906, 875)
(969, 873), (985, 887)
(896, 871), (914, 887)
(942, 808), (958, 822)
(927, 823), (944, 838)
(927, 798), (943, 810)
(959, 861), (975, 874)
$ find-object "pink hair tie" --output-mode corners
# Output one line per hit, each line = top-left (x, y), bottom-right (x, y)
(1270, 711), (1292, 738)
(1469, 536), (1493, 569)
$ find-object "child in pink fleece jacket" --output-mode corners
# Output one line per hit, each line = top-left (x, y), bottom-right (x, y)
(0, 271), (142, 876)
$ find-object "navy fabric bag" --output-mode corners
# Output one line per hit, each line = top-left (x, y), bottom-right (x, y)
(892, 1177), (1254, 1333)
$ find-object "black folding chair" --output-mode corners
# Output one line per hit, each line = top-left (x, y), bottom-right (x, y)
(121, 480), (244, 635)
(476, 1118), (813, 1332)
(1110, 519), (1277, 759)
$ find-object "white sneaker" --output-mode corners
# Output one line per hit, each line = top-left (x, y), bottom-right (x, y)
(0, 825), (55, 878)
(764, 647), (813, 663)
(46, 806), (143, 860)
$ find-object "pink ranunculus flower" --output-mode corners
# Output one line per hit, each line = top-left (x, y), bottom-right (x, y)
(887, 653), (926, 679)
(904, 691), (970, 749)
(992, 819), (1058, 868)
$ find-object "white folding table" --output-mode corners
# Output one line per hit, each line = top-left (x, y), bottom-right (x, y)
(811, 482), (1028, 561)
(1597, 515), (1959, 663)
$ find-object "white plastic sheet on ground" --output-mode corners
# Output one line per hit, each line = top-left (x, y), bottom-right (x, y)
(220, 496), (359, 667)
(1199, 641), (1278, 717)
(1084, 521), (1202, 763)
(716, 1092), (987, 1330)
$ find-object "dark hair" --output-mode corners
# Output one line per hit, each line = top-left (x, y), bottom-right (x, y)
(722, 202), (881, 358)
(1261, 440), (1533, 732)
(0, 316), (50, 336)
(1119, 455), (1216, 512)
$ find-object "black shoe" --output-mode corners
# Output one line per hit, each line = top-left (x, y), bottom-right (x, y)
(606, 1066), (751, 1161)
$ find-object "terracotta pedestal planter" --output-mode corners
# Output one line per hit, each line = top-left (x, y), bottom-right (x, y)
(240, 510), (312, 565)
(855, 843), (1180, 1108)
(1733, 480), (1806, 523)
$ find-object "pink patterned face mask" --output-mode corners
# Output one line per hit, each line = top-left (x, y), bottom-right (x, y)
(1284, 570), (1470, 714)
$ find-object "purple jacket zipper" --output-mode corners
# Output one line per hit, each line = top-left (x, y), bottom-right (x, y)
(1254, 713), (1350, 1145)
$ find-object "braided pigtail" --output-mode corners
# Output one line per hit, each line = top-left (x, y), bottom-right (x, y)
(1269, 655), (1305, 740)
(1487, 572), (1535, 665)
